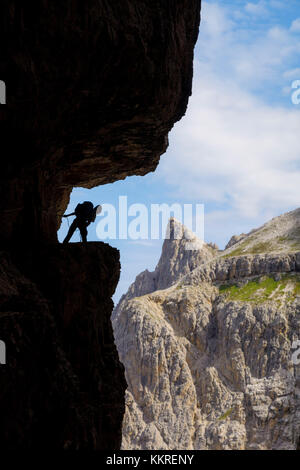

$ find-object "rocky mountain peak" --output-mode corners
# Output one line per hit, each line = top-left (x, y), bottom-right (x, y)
(161, 217), (205, 252)
(155, 217), (216, 290)
(114, 218), (217, 316)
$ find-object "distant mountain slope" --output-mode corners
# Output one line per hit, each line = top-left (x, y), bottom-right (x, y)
(222, 208), (300, 258)
(113, 211), (300, 450)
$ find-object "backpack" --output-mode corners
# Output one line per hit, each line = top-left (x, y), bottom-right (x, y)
(75, 201), (94, 220)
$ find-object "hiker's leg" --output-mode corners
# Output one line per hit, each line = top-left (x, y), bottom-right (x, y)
(79, 223), (88, 243)
(63, 219), (78, 244)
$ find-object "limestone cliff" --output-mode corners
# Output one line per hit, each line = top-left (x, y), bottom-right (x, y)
(0, 1), (201, 449)
(222, 208), (300, 257)
(114, 218), (217, 318)
(113, 213), (300, 450)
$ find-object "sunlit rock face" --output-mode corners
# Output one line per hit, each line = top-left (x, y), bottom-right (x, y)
(0, 1), (201, 449)
(114, 215), (300, 450)
(114, 218), (217, 318)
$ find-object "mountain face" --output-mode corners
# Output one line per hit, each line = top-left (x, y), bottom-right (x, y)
(0, 2), (201, 449)
(113, 212), (300, 450)
(223, 208), (300, 257)
(114, 218), (218, 318)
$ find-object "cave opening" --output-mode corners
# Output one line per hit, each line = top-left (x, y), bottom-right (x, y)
(57, 175), (166, 304)
(56, 150), (204, 304)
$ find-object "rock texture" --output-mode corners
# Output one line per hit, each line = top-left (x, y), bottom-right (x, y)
(114, 218), (217, 317)
(0, 1), (201, 449)
(183, 252), (300, 286)
(222, 208), (300, 257)
(114, 215), (300, 450)
(225, 234), (247, 250)
(0, 243), (126, 449)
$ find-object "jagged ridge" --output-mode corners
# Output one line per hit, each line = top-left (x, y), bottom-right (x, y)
(114, 218), (217, 319)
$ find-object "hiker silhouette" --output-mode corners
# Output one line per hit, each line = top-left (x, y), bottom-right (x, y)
(63, 201), (101, 244)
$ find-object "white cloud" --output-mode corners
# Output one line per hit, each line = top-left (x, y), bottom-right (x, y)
(291, 18), (300, 33)
(200, 2), (234, 36)
(156, 1), (300, 245)
(196, 3), (300, 94)
(245, 0), (284, 16)
(284, 68), (300, 79)
(245, 1), (268, 16)
(162, 66), (300, 216)
(269, 0), (285, 8)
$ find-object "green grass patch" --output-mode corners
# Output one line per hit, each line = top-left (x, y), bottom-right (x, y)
(289, 241), (300, 251)
(222, 240), (252, 258)
(222, 240), (274, 258)
(219, 274), (300, 304)
(248, 242), (273, 254)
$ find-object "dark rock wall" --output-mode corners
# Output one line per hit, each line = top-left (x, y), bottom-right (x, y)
(0, 0), (201, 449)
(0, 243), (126, 449)
(0, 0), (201, 244)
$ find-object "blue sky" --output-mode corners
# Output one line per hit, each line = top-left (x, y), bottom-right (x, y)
(58, 0), (300, 302)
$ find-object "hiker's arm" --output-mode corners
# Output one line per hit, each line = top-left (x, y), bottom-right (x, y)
(63, 212), (75, 218)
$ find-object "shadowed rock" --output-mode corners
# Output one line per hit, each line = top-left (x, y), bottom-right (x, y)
(0, 1), (201, 449)
(0, 0), (201, 245)
(0, 243), (126, 449)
